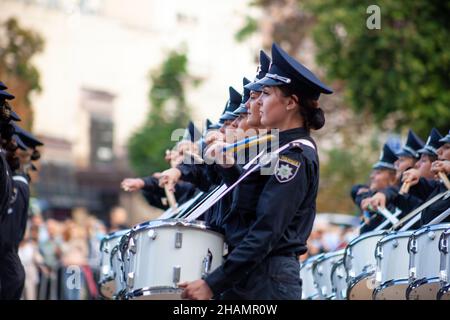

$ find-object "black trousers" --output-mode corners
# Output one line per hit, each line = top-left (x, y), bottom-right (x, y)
(219, 255), (302, 300)
(0, 243), (25, 300)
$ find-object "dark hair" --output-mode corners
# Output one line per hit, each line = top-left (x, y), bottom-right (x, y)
(31, 149), (41, 161)
(278, 84), (325, 131)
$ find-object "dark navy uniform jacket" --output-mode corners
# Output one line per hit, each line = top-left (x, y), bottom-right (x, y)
(177, 160), (233, 231)
(0, 173), (30, 250)
(204, 127), (319, 295)
(0, 149), (12, 220)
(382, 175), (450, 226)
(140, 176), (198, 210)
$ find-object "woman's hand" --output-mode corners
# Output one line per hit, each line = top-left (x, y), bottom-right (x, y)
(179, 280), (213, 300)
(431, 160), (450, 176)
(360, 198), (372, 211)
(205, 130), (224, 145)
(369, 192), (387, 211)
(158, 168), (182, 192)
(402, 168), (420, 186)
(121, 178), (145, 192)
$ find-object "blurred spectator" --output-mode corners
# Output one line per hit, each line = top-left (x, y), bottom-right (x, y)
(18, 224), (44, 300)
(109, 206), (129, 232)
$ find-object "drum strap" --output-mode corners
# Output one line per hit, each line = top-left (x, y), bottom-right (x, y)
(376, 207), (400, 225)
(185, 139), (316, 222)
(426, 207), (450, 226)
(390, 190), (450, 231)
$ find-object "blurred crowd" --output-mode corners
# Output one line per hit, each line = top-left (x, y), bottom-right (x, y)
(17, 206), (129, 300)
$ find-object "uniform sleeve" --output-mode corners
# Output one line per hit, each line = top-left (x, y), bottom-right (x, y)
(205, 150), (312, 294)
(177, 163), (221, 191)
(0, 151), (12, 220)
(14, 177), (30, 243)
(409, 177), (440, 201)
(140, 176), (167, 209)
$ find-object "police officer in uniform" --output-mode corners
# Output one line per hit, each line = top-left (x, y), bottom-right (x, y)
(180, 43), (333, 300)
(0, 126), (42, 300)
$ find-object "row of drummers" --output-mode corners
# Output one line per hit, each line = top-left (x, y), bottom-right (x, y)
(300, 221), (450, 300)
(301, 128), (450, 300)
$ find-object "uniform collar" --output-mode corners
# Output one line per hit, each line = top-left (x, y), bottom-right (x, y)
(277, 127), (310, 146)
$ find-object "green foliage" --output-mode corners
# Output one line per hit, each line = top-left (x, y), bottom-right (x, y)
(317, 133), (380, 214)
(235, 16), (258, 43)
(0, 17), (44, 129)
(127, 49), (196, 176)
(305, 0), (450, 137)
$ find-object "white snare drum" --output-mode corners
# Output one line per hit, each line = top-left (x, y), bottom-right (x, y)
(437, 228), (450, 300)
(300, 255), (321, 300)
(312, 250), (345, 300)
(373, 230), (414, 300)
(407, 223), (450, 300)
(344, 230), (387, 300)
(125, 219), (224, 300)
(98, 229), (130, 299)
(330, 258), (347, 300)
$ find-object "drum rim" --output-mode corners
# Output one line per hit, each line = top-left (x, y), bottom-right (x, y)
(131, 219), (224, 237)
(412, 223), (450, 238)
(378, 230), (416, 245)
(100, 229), (132, 249)
(346, 230), (388, 248)
(317, 249), (345, 262)
(437, 283), (450, 300)
(300, 253), (324, 270)
(406, 276), (441, 299)
(99, 278), (116, 299)
(346, 270), (375, 300)
(372, 278), (409, 300)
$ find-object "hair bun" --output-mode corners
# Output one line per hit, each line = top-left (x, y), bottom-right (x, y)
(309, 107), (325, 130)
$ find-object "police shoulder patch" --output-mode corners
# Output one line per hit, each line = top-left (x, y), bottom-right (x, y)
(274, 155), (301, 183)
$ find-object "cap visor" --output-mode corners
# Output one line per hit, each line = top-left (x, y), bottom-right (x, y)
(233, 105), (248, 115)
(0, 90), (15, 100)
(439, 137), (450, 144)
(10, 110), (21, 121)
(254, 76), (285, 87)
(395, 150), (414, 158)
(244, 81), (263, 92)
(372, 162), (396, 171)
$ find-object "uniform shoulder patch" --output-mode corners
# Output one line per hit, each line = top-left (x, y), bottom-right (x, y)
(274, 155), (301, 183)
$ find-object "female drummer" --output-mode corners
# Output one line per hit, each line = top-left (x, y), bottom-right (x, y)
(179, 43), (333, 300)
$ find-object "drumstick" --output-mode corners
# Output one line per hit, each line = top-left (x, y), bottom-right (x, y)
(438, 172), (450, 190)
(164, 184), (178, 212)
(223, 134), (274, 153)
(399, 181), (410, 195)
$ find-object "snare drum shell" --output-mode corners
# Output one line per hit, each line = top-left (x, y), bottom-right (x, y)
(376, 231), (414, 284)
(439, 228), (450, 285)
(344, 230), (387, 279)
(312, 250), (345, 300)
(409, 223), (450, 281)
(127, 222), (224, 294)
(99, 229), (130, 297)
(330, 258), (348, 300)
(300, 255), (321, 300)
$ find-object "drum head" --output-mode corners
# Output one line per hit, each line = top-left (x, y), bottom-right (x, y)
(100, 280), (116, 299)
(347, 273), (376, 300)
(374, 280), (408, 300)
(407, 278), (441, 300)
(128, 287), (185, 300)
(438, 285), (450, 300)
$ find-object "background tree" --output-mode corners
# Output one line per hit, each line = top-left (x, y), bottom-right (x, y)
(127, 48), (200, 176)
(0, 17), (44, 130)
